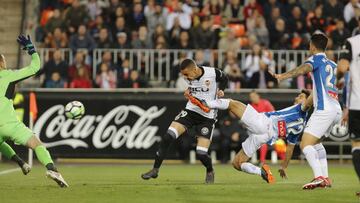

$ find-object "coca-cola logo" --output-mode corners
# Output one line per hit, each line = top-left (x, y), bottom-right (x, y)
(33, 105), (166, 149)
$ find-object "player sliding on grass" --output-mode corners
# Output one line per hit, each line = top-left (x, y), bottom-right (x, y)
(0, 35), (68, 187)
(189, 89), (329, 186)
(0, 142), (31, 175)
(141, 59), (228, 184)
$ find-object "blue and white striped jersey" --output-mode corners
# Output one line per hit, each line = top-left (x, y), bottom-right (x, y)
(265, 104), (308, 145)
(304, 53), (340, 111)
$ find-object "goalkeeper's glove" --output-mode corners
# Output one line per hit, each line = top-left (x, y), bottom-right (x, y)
(17, 34), (36, 55)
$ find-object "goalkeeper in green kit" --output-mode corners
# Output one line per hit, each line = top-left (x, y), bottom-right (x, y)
(0, 35), (68, 187)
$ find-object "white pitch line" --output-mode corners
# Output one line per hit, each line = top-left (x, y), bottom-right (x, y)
(0, 168), (20, 176)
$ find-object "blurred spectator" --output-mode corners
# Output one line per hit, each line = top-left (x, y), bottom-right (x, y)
(131, 26), (153, 49)
(223, 0), (244, 23)
(243, 0), (263, 21)
(89, 15), (107, 39)
(352, 17), (360, 36)
(69, 25), (96, 52)
(247, 12), (269, 47)
(269, 18), (289, 49)
(95, 63), (117, 89)
(97, 51), (116, 72)
(170, 52), (187, 87)
(44, 9), (64, 33)
(70, 67), (93, 88)
(194, 50), (210, 66)
(115, 32), (131, 49)
(330, 19), (350, 49)
(218, 28), (241, 52)
(87, 0), (103, 21)
(223, 56), (244, 90)
(68, 51), (92, 80)
(249, 58), (276, 88)
(263, 0), (284, 19)
(117, 58), (131, 87)
(152, 24), (168, 46)
(166, 2), (192, 30)
(174, 30), (193, 49)
(39, 50), (68, 86)
(308, 5), (326, 33)
(344, 0), (360, 23)
(192, 17), (215, 49)
(287, 6), (306, 33)
(244, 43), (262, 79)
(201, 0), (224, 16)
(121, 70), (149, 88)
(168, 18), (183, 46)
(96, 28), (113, 48)
(218, 110), (249, 163)
(323, 0), (344, 24)
(347, 6), (360, 33)
(249, 90), (275, 165)
(45, 72), (66, 88)
(265, 6), (281, 35)
(64, 0), (90, 33)
(111, 16), (130, 40)
(145, 0), (168, 35)
(44, 27), (69, 48)
(127, 2), (146, 31)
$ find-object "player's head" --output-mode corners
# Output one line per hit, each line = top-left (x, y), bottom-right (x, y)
(180, 58), (199, 80)
(0, 54), (6, 70)
(294, 89), (311, 104)
(309, 33), (328, 54)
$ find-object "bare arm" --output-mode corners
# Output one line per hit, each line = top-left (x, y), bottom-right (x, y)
(278, 144), (296, 179)
(336, 59), (350, 82)
(270, 64), (312, 83)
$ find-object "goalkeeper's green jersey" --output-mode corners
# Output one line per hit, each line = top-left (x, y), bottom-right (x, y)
(0, 53), (40, 125)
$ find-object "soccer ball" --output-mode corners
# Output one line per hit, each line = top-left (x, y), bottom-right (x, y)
(64, 101), (85, 120)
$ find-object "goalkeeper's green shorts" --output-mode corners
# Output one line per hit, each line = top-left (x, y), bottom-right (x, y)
(0, 121), (33, 146)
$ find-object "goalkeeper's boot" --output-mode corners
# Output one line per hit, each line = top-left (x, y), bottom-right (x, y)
(141, 168), (159, 180)
(205, 171), (215, 184)
(21, 163), (31, 175)
(188, 95), (210, 113)
(46, 170), (69, 188)
(261, 164), (275, 184)
(302, 176), (325, 190)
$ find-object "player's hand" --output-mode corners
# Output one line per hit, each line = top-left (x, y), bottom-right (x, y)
(278, 168), (287, 179)
(336, 78), (345, 89)
(268, 71), (281, 83)
(217, 90), (224, 98)
(184, 89), (191, 99)
(17, 34), (36, 55)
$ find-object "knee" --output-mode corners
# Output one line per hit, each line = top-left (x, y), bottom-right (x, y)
(27, 135), (43, 149)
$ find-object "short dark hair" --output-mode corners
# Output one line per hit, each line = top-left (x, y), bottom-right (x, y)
(180, 58), (196, 70)
(310, 33), (328, 51)
(300, 89), (311, 98)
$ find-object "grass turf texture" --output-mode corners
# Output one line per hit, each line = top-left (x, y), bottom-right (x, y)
(0, 163), (358, 203)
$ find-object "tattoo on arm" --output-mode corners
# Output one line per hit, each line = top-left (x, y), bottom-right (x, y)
(281, 64), (312, 80)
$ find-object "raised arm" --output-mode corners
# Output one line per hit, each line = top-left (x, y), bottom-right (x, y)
(6, 35), (40, 82)
(270, 64), (313, 83)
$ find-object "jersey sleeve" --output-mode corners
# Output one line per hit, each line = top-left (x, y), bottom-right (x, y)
(339, 40), (352, 61)
(304, 56), (315, 70)
(215, 68), (228, 91)
(5, 53), (41, 82)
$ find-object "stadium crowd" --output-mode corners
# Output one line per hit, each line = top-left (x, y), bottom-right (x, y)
(35, 0), (355, 89)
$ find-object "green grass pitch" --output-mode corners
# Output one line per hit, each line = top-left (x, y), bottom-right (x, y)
(0, 163), (358, 203)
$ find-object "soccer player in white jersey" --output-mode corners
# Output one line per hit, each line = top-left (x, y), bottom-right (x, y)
(337, 34), (360, 197)
(141, 59), (228, 184)
(270, 33), (342, 189)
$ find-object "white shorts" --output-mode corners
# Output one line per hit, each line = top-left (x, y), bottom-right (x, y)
(304, 108), (342, 139)
(242, 133), (271, 157)
(241, 104), (272, 135)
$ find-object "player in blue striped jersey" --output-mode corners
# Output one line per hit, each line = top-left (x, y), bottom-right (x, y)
(190, 90), (314, 184)
(269, 33), (341, 189)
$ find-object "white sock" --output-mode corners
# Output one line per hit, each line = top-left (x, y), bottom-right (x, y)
(240, 162), (262, 176)
(314, 143), (328, 178)
(303, 145), (323, 178)
(206, 99), (230, 110)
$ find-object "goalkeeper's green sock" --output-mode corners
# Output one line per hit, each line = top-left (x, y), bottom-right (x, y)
(34, 145), (57, 172)
(0, 142), (25, 167)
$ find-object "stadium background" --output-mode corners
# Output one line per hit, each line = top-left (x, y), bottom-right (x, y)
(0, 0), (358, 202)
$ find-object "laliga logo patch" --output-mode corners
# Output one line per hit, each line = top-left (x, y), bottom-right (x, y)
(205, 80), (210, 87)
(201, 127), (209, 135)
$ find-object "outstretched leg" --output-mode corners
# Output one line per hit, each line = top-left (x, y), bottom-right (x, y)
(26, 135), (69, 188)
(0, 142), (30, 175)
